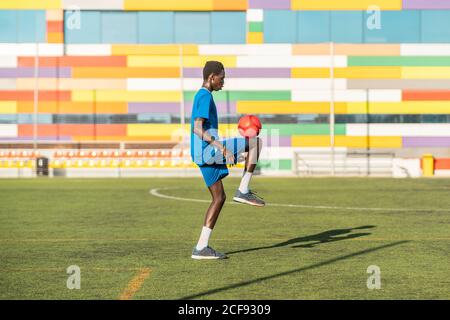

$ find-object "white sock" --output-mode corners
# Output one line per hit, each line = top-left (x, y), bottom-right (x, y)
(238, 171), (253, 194)
(196, 226), (212, 250)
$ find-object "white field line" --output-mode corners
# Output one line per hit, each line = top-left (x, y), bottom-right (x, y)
(149, 187), (450, 213)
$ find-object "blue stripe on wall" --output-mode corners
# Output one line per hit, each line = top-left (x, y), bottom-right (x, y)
(421, 10), (450, 43)
(211, 12), (246, 44)
(264, 10), (297, 43)
(0, 10), (45, 43)
(331, 11), (363, 43)
(138, 12), (174, 44)
(298, 11), (330, 43)
(175, 12), (210, 44)
(364, 10), (421, 43)
(64, 11), (101, 44)
(102, 12), (137, 44)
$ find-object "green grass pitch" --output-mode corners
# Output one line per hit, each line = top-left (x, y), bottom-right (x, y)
(1, 177), (449, 299)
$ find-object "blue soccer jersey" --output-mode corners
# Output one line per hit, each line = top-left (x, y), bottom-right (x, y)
(190, 88), (219, 166)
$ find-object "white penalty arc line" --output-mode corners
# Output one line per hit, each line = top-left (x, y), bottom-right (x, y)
(149, 188), (450, 213)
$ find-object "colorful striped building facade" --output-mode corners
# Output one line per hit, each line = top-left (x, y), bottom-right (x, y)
(1, 1), (450, 176)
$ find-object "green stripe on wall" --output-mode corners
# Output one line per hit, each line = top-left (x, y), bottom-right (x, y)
(348, 56), (450, 66)
(258, 159), (292, 171)
(184, 91), (291, 102)
(265, 124), (346, 135)
(248, 22), (263, 32)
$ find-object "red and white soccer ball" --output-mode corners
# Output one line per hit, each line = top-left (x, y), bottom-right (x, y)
(238, 115), (262, 138)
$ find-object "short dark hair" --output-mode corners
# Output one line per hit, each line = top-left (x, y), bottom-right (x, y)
(203, 61), (224, 81)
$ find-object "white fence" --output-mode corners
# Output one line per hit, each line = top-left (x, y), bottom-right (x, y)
(293, 148), (395, 177)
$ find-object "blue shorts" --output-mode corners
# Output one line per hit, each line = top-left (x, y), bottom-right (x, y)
(198, 137), (248, 187)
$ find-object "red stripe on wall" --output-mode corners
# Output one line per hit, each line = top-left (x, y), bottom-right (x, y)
(403, 90), (450, 101)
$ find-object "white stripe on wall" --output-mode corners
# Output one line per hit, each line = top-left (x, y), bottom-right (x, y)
(0, 125), (18, 138)
(199, 44), (292, 56)
(368, 90), (402, 102)
(292, 89), (401, 102)
(401, 44), (450, 56)
(291, 79), (347, 90)
(127, 78), (182, 91)
(236, 56), (347, 68)
(0, 56), (17, 67)
(260, 147), (293, 160)
(66, 44), (112, 56)
(246, 9), (264, 22)
(0, 44), (63, 56)
(127, 78), (347, 91)
(346, 124), (450, 137)
(0, 79), (16, 90)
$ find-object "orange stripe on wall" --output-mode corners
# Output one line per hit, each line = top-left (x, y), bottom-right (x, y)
(19, 125), (58, 137)
(19, 125), (96, 137)
(47, 32), (64, 43)
(95, 125), (127, 136)
(46, 21), (63, 32)
(435, 158), (450, 170)
(72, 67), (180, 78)
(95, 102), (128, 114)
(18, 56), (127, 67)
(0, 90), (70, 101)
(73, 136), (176, 141)
(17, 102), (128, 114)
(212, 0), (247, 10)
(403, 90), (450, 101)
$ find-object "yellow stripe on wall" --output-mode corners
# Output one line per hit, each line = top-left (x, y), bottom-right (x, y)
(335, 67), (402, 79)
(239, 101), (450, 115)
(127, 124), (237, 139)
(291, 0), (402, 10)
(237, 101), (347, 114)
(96, 90), (181, 102)
(127, 55), (237, 68)
(402, 67), (450, 79)
(127, 124), (187, 137)
(72, 90), (95, 102)
(112, 45), (198, 56)
(0, 0), (61, 9)
(292, 135), (402, 148)
(291, 68), (331, 78)
(291, 67), (402, 79)
(247, 32), (264, 44)
(127, 56), (181, 67)
(0, 101), (17, 114)
(124, 0), (213, 11)
(347, 102), (450, 114)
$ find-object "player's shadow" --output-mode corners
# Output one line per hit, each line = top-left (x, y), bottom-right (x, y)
(226, 225), (375, 255)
